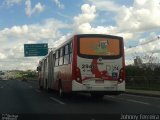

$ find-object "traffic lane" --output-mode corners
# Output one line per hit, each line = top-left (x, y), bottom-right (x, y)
(0, 80), (67, 114)
(55, 93), (160, 114)
(0, 80), (31, 113)
(104, 94), (160, 113)
(37, 89), (160, 114)
(25, 80), (160, 114)
(116, 93), (160, 108)
(0, 79), (11, 88)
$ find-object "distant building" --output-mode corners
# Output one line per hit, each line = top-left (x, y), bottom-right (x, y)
(133, 56), (160, 70)
(134, 56), (143, 67)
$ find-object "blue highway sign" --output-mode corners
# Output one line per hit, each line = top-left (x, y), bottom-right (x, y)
(24, 43), (48, 57)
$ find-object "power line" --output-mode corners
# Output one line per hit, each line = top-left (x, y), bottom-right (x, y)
(127, 36), (160, 49)
(140, 36), (160, 45)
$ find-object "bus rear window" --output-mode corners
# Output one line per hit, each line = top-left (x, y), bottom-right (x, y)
(79, 37), (120, 56)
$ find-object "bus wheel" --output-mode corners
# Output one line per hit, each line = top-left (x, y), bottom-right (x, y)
(45, 79), (49, 91)
(91, 93), (104, 99)
(58, 84), (65, 98)
(39, 85), (43, 90)
(39, 80), (43, 90)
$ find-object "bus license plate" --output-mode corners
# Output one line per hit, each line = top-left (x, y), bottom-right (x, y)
(95, 80), (104, 83)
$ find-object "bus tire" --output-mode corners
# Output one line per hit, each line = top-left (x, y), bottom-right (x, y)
(45, 79), (49, 91)
(39, 83), (43, 90)
(39, 80), (43, 90)
(58, 82), (65, 98)
(39, 85), (43, 90)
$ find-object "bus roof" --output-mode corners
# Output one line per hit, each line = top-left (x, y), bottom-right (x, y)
(38, 34), (123, 63)
(53, 34), (123, 51)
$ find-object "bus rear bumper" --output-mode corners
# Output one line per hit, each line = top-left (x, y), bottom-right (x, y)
(72, 80), (125, 94)
(73, 91), (124, 95)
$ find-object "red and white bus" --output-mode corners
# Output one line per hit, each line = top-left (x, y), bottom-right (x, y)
(37, 34), (125, 98)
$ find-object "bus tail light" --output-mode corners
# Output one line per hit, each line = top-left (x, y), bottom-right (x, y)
(118, 68), (125, 83)
(76, 67), (82, 83)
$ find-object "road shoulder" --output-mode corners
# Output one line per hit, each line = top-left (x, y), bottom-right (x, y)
(125, 89), (160, 97)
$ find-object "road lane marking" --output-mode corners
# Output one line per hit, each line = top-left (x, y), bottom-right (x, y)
(50, 97), (65, 105)
(127, 99), (150, 105)
(107, 95), (153, 106)
(29, 86), (33, 88)
(107, 96), (115, 98)
(35, 89), (41, 93)
(106, 95), (125, 100)
(154, 106), (160, 108)
(124, 94), (160, 100)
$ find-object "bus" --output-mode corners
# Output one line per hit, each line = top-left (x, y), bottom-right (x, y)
(37, 34), (125, 99)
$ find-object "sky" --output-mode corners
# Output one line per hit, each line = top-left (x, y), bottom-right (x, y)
(0, 0), (160, 70)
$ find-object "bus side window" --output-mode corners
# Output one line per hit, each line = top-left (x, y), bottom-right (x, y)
(59, 47), (64, 65)
(60, 47), (64, 56)
(55, 50), (59, 66)
(69, 42), (72, 63)
(64, 45), (69, 64)
(69, 42), (72, 53)
(53, 53), (56, 67)
(65, 45), (69, 55)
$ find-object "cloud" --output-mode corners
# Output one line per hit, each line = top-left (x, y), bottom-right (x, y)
(73, 4), (98, 34)
(3, 0), (45, 16)
(0, 18), (70, 70)
(74, 4), (96, 26)
(53, 33), (72, 48)
(25, 0), (45, 17)
(87, 0), (121, 12)
(3, 0), (22, 7)
(56, 12), (70, 19)
(72, 3), (134, 41)
(73, 2), (160, 65)
(125, 32), (160, 65)
(0, 53), (7, 59)
(1, 1), (160, 69)
(0, 18), (69, 46)
(88, 0), (160, 33)
(117, 0), (160, 32)
(52, 0), (64, 9)
(117, 32), (134, 41)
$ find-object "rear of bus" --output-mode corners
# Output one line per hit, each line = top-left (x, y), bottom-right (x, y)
(72, 34), (125, 97)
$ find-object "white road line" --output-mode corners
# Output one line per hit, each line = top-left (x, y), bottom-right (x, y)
(127, 99), (150, 105)
(35, 89), (41, 93)
(106, 95), (125, 100)
(107, 96), (116, 98)
(124, 94), (160, 100)
(29, 86), (33, 88)
(50, 97), (65, 105)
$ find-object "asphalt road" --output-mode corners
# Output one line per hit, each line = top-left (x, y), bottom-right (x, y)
(0, 79), (160, 120)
